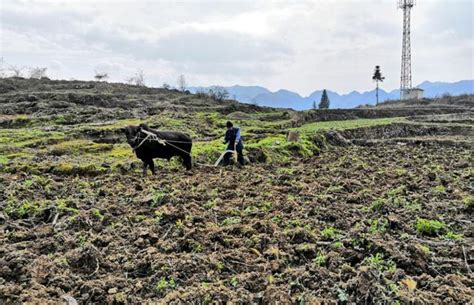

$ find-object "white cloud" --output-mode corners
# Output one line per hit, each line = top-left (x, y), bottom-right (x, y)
(1, 0), (472, 94)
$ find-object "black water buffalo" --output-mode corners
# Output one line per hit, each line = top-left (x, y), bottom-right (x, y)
(122, 123), (192, 175)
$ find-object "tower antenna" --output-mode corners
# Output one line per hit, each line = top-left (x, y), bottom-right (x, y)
(398, 0), (417, 100)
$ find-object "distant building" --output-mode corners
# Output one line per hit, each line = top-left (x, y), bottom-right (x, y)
(401, 88), (424, 100)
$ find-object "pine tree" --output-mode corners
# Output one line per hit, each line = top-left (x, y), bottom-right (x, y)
(318, 89), (330, 109)
(372, 66), (385, 105)
(312, 100), (317, 109)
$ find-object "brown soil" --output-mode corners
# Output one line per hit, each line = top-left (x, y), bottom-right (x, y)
(1, 143), (472, 304)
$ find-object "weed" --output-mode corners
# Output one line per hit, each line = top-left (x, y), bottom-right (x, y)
(22, 179), (34, 188)
(433, 185), (446, 194)
(221, 216), (241, 226)
(230, 276), (238, 287)
(462, 195), (473, 209)
(336, 288), (349, 303)
(175, 219), (184, 230)
(326, 185), (343, 193)
(415, 218), (446, 236)
(204, 199), (218, 210)
(215, 261), (224, 271)
(388, 282), (400, 295)
(387, 185), (406, 197)
(151, 190), (166, 207)
(277, 167), (294, 175)
(154, 210), (163, 222)
(259, 201), (273, 211)
(271, 215), (283, 224)
(92, 209), (104, 221)
(370, 198), (387, 211)
(405, 199), (422, 211)
(400, 233), (411, 240)
(288, 219), (302, 228)
(267, 275), (274, 285)
(78, 234), (87, 247)
(156, 277), (176, 292)
(185, 214), (193, 223)
(8, 200), (42, 218)
(313, 252), (327, 267)
(444, 231), (463, 241)
(363, 253), (396, 273)
(368, 218), (388, 234)
(243, 205), (258, 215)
(416, 244), (430, 255)
(190, 240), (203, 253)
(321, 226), (337, 240)
(0, 155), (9, 164)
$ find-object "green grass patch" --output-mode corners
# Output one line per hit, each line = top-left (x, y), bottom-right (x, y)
(50, 139), (113, 156)
(0, 155), (8, 165)
(295, 117), (405, 134)
(0, 128), (65, 150)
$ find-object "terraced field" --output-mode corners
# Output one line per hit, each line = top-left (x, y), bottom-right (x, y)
(0, 78), (472, 303)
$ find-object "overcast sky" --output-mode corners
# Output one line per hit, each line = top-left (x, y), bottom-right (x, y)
(1, 0), (473, 95)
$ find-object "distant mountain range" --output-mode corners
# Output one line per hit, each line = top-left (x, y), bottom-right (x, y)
(189, 80), (473, 110)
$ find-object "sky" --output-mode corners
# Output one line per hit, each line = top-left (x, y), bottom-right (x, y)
(1, 0), (473, 95)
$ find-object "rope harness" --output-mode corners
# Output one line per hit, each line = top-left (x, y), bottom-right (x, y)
(132, 129), (193, 156)
(131, 128), (237, 167)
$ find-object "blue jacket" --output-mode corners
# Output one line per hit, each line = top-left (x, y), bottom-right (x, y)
(224, 127), (242, 149)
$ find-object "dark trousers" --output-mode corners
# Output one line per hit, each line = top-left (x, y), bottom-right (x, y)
(223, 141), (244, 166)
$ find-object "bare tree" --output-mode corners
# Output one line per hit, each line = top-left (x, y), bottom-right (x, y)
(29, 67), (48, 79)
(127, 70), (145, 86)
(177, 74), (186, 92)
(9, 65), (24, 77)
(209, 86), (229, 102)
(195, 89), (207, 98)
(94, 70), (109, 82)
(0, 57), (5, 78)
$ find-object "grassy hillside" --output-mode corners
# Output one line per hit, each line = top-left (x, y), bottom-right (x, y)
(0, 78), (472, 303)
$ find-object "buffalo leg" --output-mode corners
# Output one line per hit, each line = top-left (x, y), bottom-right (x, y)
(142, 161), (148, 176)
(148, 159), (156, 175)
(182, 154), (192, 170)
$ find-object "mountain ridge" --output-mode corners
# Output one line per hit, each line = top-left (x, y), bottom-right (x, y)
(189, 79), (474, 110)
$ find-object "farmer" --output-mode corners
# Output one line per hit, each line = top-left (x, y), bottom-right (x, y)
(223, 121), (245, 166)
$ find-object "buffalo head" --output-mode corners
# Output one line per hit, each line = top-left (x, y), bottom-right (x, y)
(122, 125), (142, 147)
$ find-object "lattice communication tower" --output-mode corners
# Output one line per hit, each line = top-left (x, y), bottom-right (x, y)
(398, 0), (415, 99)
